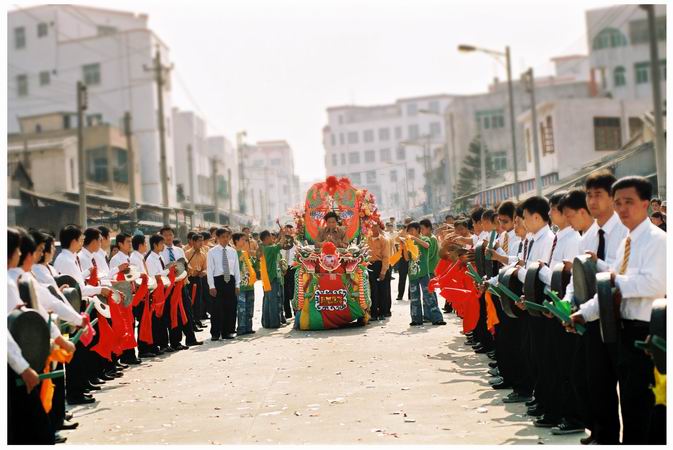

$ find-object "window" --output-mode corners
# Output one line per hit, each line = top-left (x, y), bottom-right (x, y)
(378, 127), (390, 141)
(492, 151), (507, 172)
(407, 103), (417, 116)
(339, 133), (345, 145)
(366, 171), (376, 184)
(594, 117), (622, 151)
(429, 122), (441, 137)
(379, 148), (391, 162)
(347, 131), (359, 144)
(394, 126), (402, 140)
(330, 134), (336, 146)
(331, 153), (338, 166)
(477, 110), (505, 130)
(635, 62), (649, 84)
(542, 116), (555, 154)
(38, 71), (50, 86)
(396, 146), (405, 160)
(88, 148), (108, 182)
(351, 173), (361, 184)
(340, 153), (346, 165)
(483, 116), (490, 129)
(408, 124), (419, 139)
(37, 23), (48, 38)
(82, 63), (101, 86)
(497, 115), (505, 128)
(390, 170), (398, 182)
(628, 117), (643, 137)
(592, 28), (628, 50)
(348, 151), (360, 164)
(407, 168), (415, 180)
(364, 150), (375, 163)
(16, 74), (28, 97)
(86, 113), (103, 126)
(113, 149), (128, 183)
(614, 66), (626, 87)
(364, 129), (374, 143)
(14, 27), (26, 49)
(97, 25), (118, 36)
(429, 100), (440, 113)
(629, 17), (666, 45)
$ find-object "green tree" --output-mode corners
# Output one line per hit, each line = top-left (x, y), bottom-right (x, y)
(454, 135), (496, 211)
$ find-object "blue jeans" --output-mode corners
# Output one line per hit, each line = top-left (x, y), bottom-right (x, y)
(236, 290), (255, 334)
(409, 275), (444, 323)
(262, 279), (282, 329)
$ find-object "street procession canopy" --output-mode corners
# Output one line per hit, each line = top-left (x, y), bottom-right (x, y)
(290, 176), (380, 330)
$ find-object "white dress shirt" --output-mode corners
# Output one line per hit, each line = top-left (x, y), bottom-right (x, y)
(95, 248), (117, 279)
(538, 226), (581, 287)
(30, 264), (83, 326)
(109, 251), (131, 272)
(284, 245), (296, 266)
(517, 225), (555, 283)
(579, 218), (667, 322)
(207, 244), (241, 290)
(471, 230), (490, 247)
(161, 244), (185, 264)
(53, 248), (103, 296)
(146, 251), (169, 277)
(8, 268), (61, 338)
(8, 277), (31, 374)
(584, 212), (629, 272)
(129, 250), (148, 274)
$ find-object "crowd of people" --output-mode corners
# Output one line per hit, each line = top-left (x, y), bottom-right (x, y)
(6, 171), (667, 445)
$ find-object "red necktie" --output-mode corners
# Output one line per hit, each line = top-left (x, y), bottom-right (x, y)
(548, 235), (558, 265)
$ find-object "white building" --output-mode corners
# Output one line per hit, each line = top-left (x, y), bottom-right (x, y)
(207, 135), (240, 219)
(587, 4), (666, 102)
(518, 97), (651, 180)
(241, 140), (299, 227)
(323, 94), (454, 218)
(8, 4), (177, 206)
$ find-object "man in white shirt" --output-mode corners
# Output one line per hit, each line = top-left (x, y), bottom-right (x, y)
(207, 228), (241, 340)
(130, 234), (149, 274)
(280, 224), (297, 320)
(569, 176), (666, 445)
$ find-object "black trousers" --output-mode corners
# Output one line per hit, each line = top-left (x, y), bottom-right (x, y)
(163, 292), (183, 348)
(569, 331), (591, 428)
(284, 267), (296, 318)
(369, 261), (384, 318)
(396, 258), (409, 299)
(529, 316), (548, 408)
(48, 362), (66, 429)
(65, 340), (87, 397)
(189, 276), (206, 324)
(152, 306), (169, 349)
(383, 267), (392, 315)
(473, 293), (493, 349)
(539, 319), (564, 420)
(516, 314), (535, 396)
(211, 275), (237, 338)
(180, 284), (197, 343)
(555, 328), (584, 425)
(494, 298), (518, 387)
(7, 367), (55, 445)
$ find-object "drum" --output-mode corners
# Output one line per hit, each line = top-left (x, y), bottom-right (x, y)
(498, 267), (525, 319)
(550, 262), (571, 299)
(523, 262), (545, 318)
(596, 272), (619, 344)
(649, 299), (666, 374)
(54, 274), (82, 312)
(572, 254), (597, 306)
(17, 278), (39, 310)
(474, 241), (487, 277)
(7, 309), (50, 372)
(111, 280), (134, 307)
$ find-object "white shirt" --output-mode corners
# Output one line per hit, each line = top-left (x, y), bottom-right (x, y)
(207, 244), (241, 289)
(517, 225), (555, 283)
(7, 277), (31, 374)
(29, 264), (83, 326)
(538, 226), (581, 287)
(284, 245), (296, 266)
(53, 248), (103, 297)
(579, 218), (667, 322)
(471, 230), (490, 247)
(109, 251), (131, 272)
(161, 244), (186, 264)
(8, 268), (61, 338)
(95, 248), (116, 279)
(129, 250), (147, 274)
(146, 251), (169, 277)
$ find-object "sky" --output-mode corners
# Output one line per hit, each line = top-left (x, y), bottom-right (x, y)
(15, 0), (618, 182)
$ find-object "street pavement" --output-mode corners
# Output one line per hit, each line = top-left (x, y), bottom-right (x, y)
(64, 280), (585, 444)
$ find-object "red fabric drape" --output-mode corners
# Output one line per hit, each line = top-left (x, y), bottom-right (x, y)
(169, 279), (188, 329)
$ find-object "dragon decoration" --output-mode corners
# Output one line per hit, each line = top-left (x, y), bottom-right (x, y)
(289, 176), (378, 330)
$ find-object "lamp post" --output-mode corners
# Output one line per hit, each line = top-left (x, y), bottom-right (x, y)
(458, 44), (520, 200)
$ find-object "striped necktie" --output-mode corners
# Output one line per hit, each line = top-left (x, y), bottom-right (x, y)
(548, 235), (558, 265)
(168, 247), (175, 262)
(503, 233), (509, 253)
(222, 246), (231, 282)
(618, 236), (631, 275)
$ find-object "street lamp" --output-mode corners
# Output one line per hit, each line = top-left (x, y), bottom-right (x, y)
(458, 43), (520, 200)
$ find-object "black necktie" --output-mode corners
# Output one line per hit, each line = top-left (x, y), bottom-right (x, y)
(525, 239), (535, 262)
(597, 229), (606, 261)
(160, 256), (165, 270)
(517, 241), (523, 255)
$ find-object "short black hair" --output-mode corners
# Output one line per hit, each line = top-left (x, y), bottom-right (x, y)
(497, 201), (516, 220)
(651, 197), (662, 206)
(209, 226), (218, 234)
(173, 239), (181, 246)
(41, 235), (55, 262)
(232, 232), (245, 244)
(132, 234), (146, 251)
(515, 203), (525, 219)
(481, 209), (496, 223)
(651, 211), (666, 221)
(470, 207), (485, 223)
(97, 226), (111, 239)
(116, 233), (131, 248)
(406, 222), (421, 232)
(419, 219), (433, 230)
(8, 227), (21, 260)
(215, 227), (231, 237)
(159, 226), (174, 235)
(149, 234), (164, 250)
(191, 233), (203, 242)
(260, 230), (271, 241)
(17, 227), (36, 266)
(454, 219), (468, 229)
(559, 189), (589, 213)
(83, 227), (101, 247)
(59, 225), (82, 250)
(445, 214), (454, 221)
(520, 196), (550, 223)
(29, 229), (48, 248)
(200, 231), (211, 240)
(611, 176), (653, 201)
(585, 170), (616, 194)
(324, 211), (339, 222)
(187, 231), (195, 241)
(548, 190), (568, 209)
(285, 224), (294, 229)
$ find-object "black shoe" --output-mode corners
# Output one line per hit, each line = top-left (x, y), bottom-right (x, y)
(370, 316), (380, 321)
(534, 416), (560, 428)
(527, 405), (545, 417)
(153, 347), (165, 355)
(580, 434), (597, 445)
(186, 340), (203, 346)
(106, 370), (123, 378)
(84, 381), (101, 391)
(488, 361), (498, 369)
(491, 381), (512, 390)
(465, 339), (477, 346)
(193, 326), (203, 333)
(99, 373), (115, 381)
(551, 419), (585, 435)
(474, 346), (491, 354)
(488, 367), (500, 377)
(138, 352), (157, 358)
(409, 322), (423, 326)
(211, 337), (220, 341)
(195, 321), (204, 327)
(525, 398), (537, 407)
(163, 346), (176, 353)
(54, 432), (67, 444)
(58, 420), (79, 431)
(116, 361), (129, 370)
(486, 351), (496, 359)
(384, 313), (392, 318)
(223, 334), (236, 339)
(67, 395), (96, 405)
(503, 392), (533, 404)
(432, 321), (447, 325)
(65, 413), (73, 421)
(126, 357), (142, 365)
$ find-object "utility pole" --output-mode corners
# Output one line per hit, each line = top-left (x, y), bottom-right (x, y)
(523, 68), (542, 196)
(186, 144), (195, 213)
(144, 45), (173, 225)
(642, 5), (666, 198)
(77, 81), (88, 228)
(227, 168), (233, 221)
(123, 112), (137, 227)
(505, 46), (520, 200)
(236, 131), (247, 213)
(212, 157), (219, 224)
(476, 118), (486, 192)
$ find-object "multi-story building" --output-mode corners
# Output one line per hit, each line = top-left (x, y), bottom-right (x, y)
(241, 140), (299, 226)
(323, 94), (454, 218)
(587, 4), (666, 102)
(8, 4), (177, 206)
(207, 135), (240, 220)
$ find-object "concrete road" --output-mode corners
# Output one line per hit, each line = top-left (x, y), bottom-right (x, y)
(64, 282), (585, 444)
